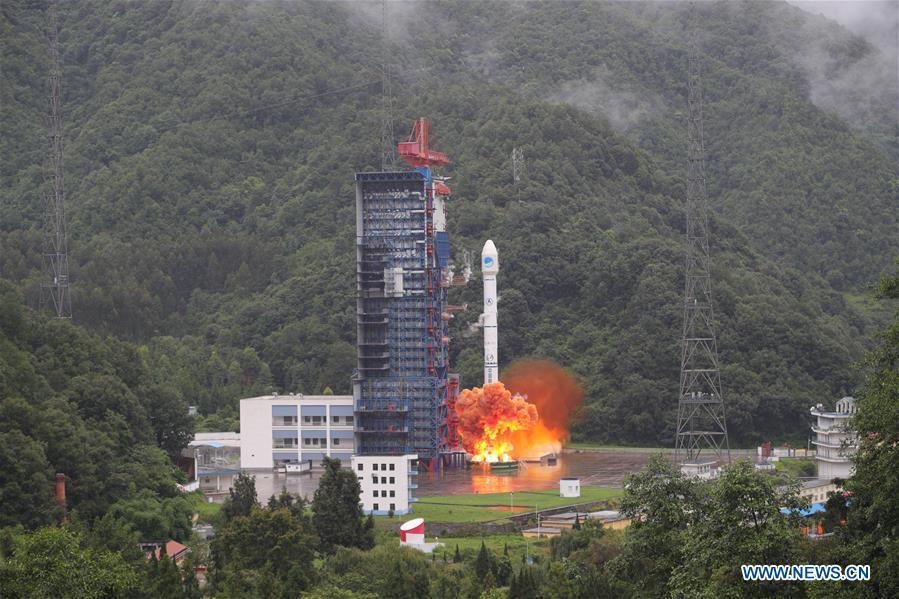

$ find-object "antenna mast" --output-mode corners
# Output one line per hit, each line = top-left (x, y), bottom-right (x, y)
(674, 44), (728, 465)
(379, 0), (397, 170)
(41, 1), (72, 319)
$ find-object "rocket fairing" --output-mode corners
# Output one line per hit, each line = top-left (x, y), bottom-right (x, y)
(482, 240), (499, 385)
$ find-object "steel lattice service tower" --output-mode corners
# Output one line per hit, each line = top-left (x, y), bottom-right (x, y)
(674, 47), (729, 466)
(353, 119), (459, 471)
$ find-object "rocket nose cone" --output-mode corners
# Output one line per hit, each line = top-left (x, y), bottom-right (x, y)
(481, 240), (499, 273)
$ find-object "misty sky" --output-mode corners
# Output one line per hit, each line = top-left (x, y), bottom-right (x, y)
(786, 0), (898, 52)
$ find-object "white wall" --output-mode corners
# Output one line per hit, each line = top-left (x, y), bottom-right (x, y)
(240, 395), (353, 469)
(352, 454), (418, 515)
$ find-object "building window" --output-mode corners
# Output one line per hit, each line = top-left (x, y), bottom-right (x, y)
(273, 415), (297, 426)
(373, 464), (379, 471)
(333, 438), (340, 446)
(373, 503), (379, 511)
(273, 437), (298, 449)
(390, 490), (395, 498)
(304, 416), (310, 424)
(390, 503), (395, 512)
(373, 490), (379, 498)
(372, 476), (378, 484)
(382, 463), (387, 470)
(381, 477), (387, 484)
(333, 416), (340, 423)
(304, 438), (311, 446)
(389, 477), (395, 484)
(358, 477), (363, 481)
(389, 463), (395, 471)
(346, 416), (354, 425)
(357, 464), (364, 471)
(312, 438), (319, 446)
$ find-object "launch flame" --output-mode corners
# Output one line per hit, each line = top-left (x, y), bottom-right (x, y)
(455, 383), (537, 463)
(456, 361), (583, 463)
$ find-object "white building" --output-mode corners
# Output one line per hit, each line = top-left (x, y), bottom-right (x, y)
(560, 477), (580, 498)
(680, 461), (719, 480)
(240, 395), (355, 469)
(811, 397), (858, 480)
(351, 454), (418, 516)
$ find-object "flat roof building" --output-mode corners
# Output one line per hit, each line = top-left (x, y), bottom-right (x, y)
(240, 394), (355, 469)
(351, 454), (418, 516)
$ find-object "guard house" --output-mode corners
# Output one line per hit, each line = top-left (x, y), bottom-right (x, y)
(560, 477), (581, 498)
(240, 394), (355, 469)
(811, 397), (858, 480)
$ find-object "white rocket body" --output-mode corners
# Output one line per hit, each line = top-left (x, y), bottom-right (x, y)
(482, 240), (499, 385)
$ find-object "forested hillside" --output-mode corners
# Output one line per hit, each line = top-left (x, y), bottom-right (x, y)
(2, 0), (895, 445)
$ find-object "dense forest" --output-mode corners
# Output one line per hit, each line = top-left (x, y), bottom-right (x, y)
(2, 0), (896, 447)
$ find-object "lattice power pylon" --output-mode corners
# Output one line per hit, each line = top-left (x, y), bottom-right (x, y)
(674, 45), (729, 464)
(40, 2), (72, 320)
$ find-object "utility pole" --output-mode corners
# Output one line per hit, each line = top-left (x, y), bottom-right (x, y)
(41, 1), (72, 319)
(379, 0), (397, 170)
(674, 43), (729, 465)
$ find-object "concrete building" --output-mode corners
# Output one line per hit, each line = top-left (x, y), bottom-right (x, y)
(811, 397), (858, 480)
(559, 478), (580, 498)
(799, 479), (841, 505)
(240, 395), (355, 469)
(680, 461), (718, 480)
(351, 454), (418, 515)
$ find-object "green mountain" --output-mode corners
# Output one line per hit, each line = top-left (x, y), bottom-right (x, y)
(2, 0), (895, 445)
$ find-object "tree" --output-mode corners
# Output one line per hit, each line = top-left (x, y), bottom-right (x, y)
(222, 472), (256, 522)
(669, 461), (806, 599)
(140, 384), (194, 461)
(212, 506), (317, 597)
(609, 454), (698, 597)
(312, 457), (372, 553)
(0, 526), (138, 598)
(0, 428), (55, 528)
(841, 265), (899, 597)
(475, 541), (492, 581)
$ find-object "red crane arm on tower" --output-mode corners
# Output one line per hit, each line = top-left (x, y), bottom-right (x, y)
(397, 118), (451, 168)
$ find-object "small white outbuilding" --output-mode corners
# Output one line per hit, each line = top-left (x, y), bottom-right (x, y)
(560, 477), (580, 498)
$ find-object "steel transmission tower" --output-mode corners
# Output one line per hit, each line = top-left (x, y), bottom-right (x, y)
(511, 147), (525, 183)
(41, 2), (72, 319)
(379, 0), (397, 170)
(674, 45), (728, 464)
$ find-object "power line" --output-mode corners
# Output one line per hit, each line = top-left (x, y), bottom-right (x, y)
(156, 79), (381, 134)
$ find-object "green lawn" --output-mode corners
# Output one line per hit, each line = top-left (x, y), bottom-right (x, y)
(774, 458), (817, 480)
(187, 491), (222, 524)
(402, 486), (622, 523)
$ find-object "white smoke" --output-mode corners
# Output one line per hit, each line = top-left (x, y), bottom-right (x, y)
(545, 67), (660, 132)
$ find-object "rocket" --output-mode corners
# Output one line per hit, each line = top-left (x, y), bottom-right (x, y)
(482, 240), (499, 384)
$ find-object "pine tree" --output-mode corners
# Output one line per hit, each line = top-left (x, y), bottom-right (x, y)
(312, 456), (369, 553)
(475, 541), (491, 581)
(222, 472), (256, 522)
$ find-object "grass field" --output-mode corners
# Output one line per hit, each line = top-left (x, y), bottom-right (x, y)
(403, 486), (622, 523)
(774, 458), (817, 480)
(187, 491), (223, 524)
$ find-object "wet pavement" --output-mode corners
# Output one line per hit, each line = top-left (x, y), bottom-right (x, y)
(225, 449), (670, 503)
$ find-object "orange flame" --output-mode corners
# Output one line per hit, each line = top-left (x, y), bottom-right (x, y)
(505, 360), (583, 458)
(455, 382), (537, 463)
(455, 360), (583, 463)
